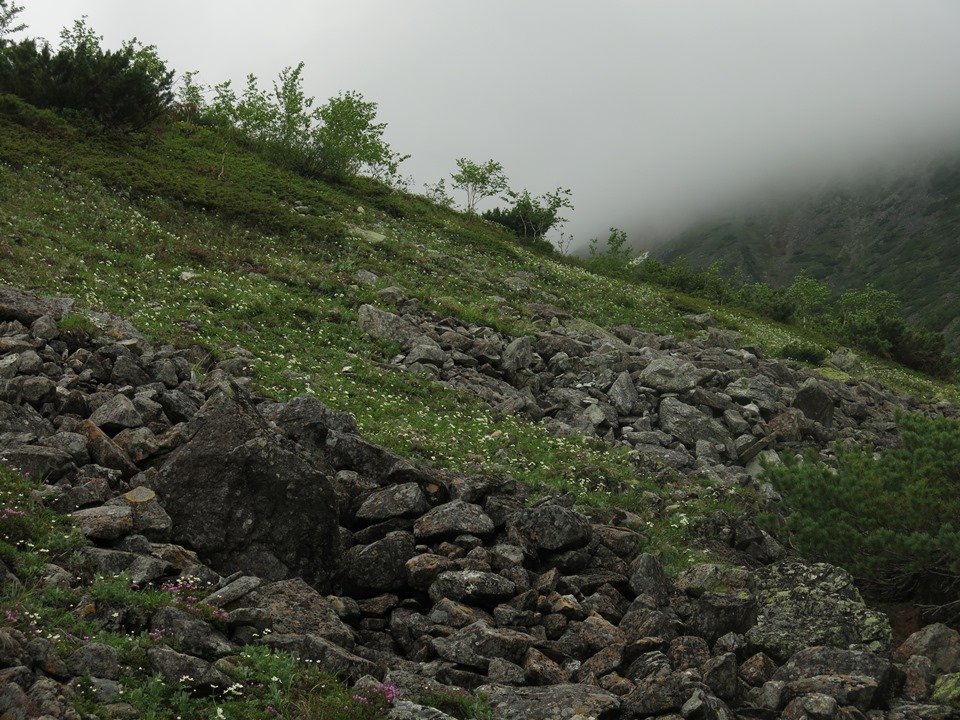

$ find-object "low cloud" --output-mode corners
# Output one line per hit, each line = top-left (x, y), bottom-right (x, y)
(19, 1), (960, 249)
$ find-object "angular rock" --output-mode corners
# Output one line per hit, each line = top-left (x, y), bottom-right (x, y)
(0, 445), (74, 483)
(432, 620), (532, 669)
(81, 420), (139, 477)
(342, 531), (416, 594)
(893, 623), (960, 675)
(153, 393), (340, 590)
(356, 482), (430, 522)
(147, 645), (231, 696)
(658, 397), (733, 453)
(358, 304), (438, 351)
(428, 570), (516, 604)
(88, 394), (143, 434)
(793, 379), (834, 427)
(506, 503), (592, 553)
(746, 562), (892, 662)
(414, 500), (494, 540)
(71, 506), (134, 540)
(150, 606), (233, 659)
(243, 578), (355, 648)
(639, 357), (711, 393)
(478, 682), (620, 720)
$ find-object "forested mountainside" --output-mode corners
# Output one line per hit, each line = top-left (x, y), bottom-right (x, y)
(653, 155), (960, 349)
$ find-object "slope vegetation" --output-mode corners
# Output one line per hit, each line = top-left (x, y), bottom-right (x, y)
(654, 154), (960, 349)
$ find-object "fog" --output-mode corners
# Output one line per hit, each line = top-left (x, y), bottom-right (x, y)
(16, 1), (960, 250)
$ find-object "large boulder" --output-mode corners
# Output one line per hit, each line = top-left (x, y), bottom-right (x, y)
(658, 397), (733, 454)
(153, 389), (340, 590)
(746, 562), (892, 663)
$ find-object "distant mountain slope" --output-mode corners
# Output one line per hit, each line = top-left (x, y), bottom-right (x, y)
(652, 155), (960, 350)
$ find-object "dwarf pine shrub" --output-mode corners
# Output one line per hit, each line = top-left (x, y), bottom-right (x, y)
(763, 411), (960, 606)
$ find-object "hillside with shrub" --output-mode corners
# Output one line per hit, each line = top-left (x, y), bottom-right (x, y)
(652, 154), (960, 352)
(4, 10), (960, 719)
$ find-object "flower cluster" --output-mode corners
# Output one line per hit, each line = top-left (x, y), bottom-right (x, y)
(344, 682), (400, 716)
(159, 576), (229, 623)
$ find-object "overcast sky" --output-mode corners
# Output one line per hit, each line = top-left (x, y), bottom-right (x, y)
(16, 1), (960, 250)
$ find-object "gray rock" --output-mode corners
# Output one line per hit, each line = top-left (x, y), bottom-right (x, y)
(153, 393), (341, 590)
(150, 606), (234, 659)
(343, 531), (417, 594)
(628, 553), (672, 606)
(432, 620), (532, 669)
(88, 394), (143, 433)
(245, 578), (355, 648)
(406, 343), (447, 367)
(658, 396), (733, 453)
(428, 570), (516, 604)
(726, 375), (780, 415)
(507, 503), (592, 553)
(0, 445), (74, 483)
(414, 500), (494, 540)
(262, 633), (381, 682)
(478, 682), (620, 720)
(66, 643), (119, 680)
(147, 646), (231, 696)
(356, 483), (430, 522)
(608, 371), (639, 415)
(359, 304), (439, 351)
(690, 591), (759, 644)
(639, 357), (712, 393)
(792, 379), (835, 427)
(71, 506), (134, 540)
(502, 336), (534, 374)
(158, 389), (199, 423)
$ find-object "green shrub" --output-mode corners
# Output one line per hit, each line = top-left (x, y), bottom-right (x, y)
(0, 23), (174, 131)
(775, 342), (829, 364)
(763, 412), (960, 602)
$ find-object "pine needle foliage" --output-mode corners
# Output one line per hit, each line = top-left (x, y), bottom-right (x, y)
(763, 411), (960, 602)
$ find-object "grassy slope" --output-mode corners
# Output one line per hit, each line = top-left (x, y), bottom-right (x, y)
(1, 96), (958, 543)
(654, 155), (960, 348)
(4, 96), (960, 719)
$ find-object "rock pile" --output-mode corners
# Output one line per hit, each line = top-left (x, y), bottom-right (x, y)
(358, 295), (958, 482)
(2, 284), (960, 719)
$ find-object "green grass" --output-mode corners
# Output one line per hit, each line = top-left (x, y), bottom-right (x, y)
(1, 98), (958, 715)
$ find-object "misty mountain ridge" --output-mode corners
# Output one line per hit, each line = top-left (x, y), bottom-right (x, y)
(652, 151), (960, 350)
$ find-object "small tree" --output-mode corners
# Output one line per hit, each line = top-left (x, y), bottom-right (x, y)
(786, 270), (832, 326)
(587, 228), (633, 274)
(483, 187), (573, 240)
(0, 0), (25, 41)
(450, 158), (509, 213)
(423, 178), (455, 207)
(314, 90), (404, 181)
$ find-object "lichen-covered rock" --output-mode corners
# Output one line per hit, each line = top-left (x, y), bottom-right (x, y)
(931, 673), (960, 708)
(746, 562), (892, 662)
(428, 570), (516, 604)
(507, 503), (592, 553)
(432, 621), (531, 669)
(413, 500), (494, 540)
(894, 623), (960, 675)
(477, 682), (620, 720)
